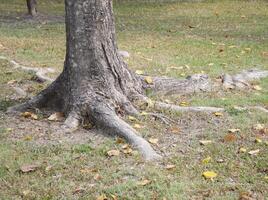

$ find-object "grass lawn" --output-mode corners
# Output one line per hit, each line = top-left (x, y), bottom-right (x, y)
(0, 0), (267, 199)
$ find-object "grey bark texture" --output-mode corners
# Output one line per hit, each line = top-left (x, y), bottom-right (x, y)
(10, 0), (161, 160)
(26, 0), (37, 16)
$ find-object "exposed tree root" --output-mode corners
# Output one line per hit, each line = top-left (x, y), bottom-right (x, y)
(154, 101), (224, 113)
(87, 103), (162, 161)
(142, 74), (213, 95)
(222, 69), (268, 89)
(0, 56), (55, 83)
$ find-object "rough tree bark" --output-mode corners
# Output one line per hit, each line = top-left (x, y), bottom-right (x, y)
(26, 0), (37, 17)
(10, 0), (163, 160)
(8, 0), (268, 160)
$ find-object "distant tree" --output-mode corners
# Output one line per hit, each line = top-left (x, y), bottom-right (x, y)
(26, 0), (37, 17)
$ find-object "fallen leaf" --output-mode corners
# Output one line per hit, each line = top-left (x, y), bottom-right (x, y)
(149, 138), (159, 144)
(253, 85), (262, 91)
(137, 179), (151, 186)
(128, 116), (138, 121)
(7, 80), (17, 85)
(202, 156), (212, 164)
(20, 164), (38, 173)
(239, 147), (247, 153)
(145, 76), (153, 84)
(140, 111), (148, 116)
(21, 112), (38, 120)
(213, 112), (223, 117)
(133, 124), (142, 129)
(116, 138), (125, 144)
(94, 174), (102, 181)
(73, 188), (85, 194)
(135, 70), (144, 75)
(169, 126), (180, 134)
(224, 133), (237, 142)
(165, 164), (176, 170)
(96, 194), (108, 200)
(179, 101), (189, 107)
(248, 149), (260, 155)
(216, 159), (225, 163)
(48, 112), (64, 121)
(22, 190), (31, 196)
(199, 140), (213, 145)
(23, 135), (33, 141)
(121, 144), (129, 149)
(262, 51), (268, 57)
(202, 171), (217, 179)
(123, 147), (133, 154)
(244, 48), (251, 52)
(253, 123), (264, 131)
(255, 138), (262, 143)
(228, 128), (240, 133)
(107, 150), (120, 157)
(208, 63), (214, 66)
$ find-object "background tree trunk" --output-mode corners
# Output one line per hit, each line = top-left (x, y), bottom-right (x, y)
(26, 0), (37, 17)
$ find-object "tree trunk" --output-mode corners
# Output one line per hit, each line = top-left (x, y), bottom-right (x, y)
(26, 0), (37, 17)
(10, 0), (161, 160)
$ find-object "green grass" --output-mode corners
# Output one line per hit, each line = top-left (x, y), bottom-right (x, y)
(0, 0), (268, 199)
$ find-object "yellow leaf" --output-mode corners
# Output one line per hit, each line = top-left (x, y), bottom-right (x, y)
(23, 135), (33, 141)
(165, 164), (176, 170)
(208, 63), (214, 66)
(116, 138), (125, 144)
(128, 116), (138, 121)
(199, 140), (213, 145)
(22, 190), (31, 196)
(202, 171), (217, 179)
(123, 148), (133, 154)
(239, 147), (247, 153)
(96, 194), (108, 200)
(7, 80), (17, 85)
(48, 112), (64, 121)
(107, 150), (120, 157)
(145, 76), (153, 84)
(133, 124), (142, 129)
(94, 174), (102, 181)
(248, 149), (260, 155)
(121, 144), (129, 149)
(149, 138), (159, 144)
(202, 156), (212, 164)
(228, 128), (240, 133)
(135, 70), (144, 75)
(255, 138), (262, 143)
(169, 126), (180, 134)
(253, 123), (264, 131)
(137, 179), (151, 186)
(244, 47), (251, 52)
(21, 112), (38, 120)
(214, 112), (223, 117)
(140, 111), (148, 116)
(253, 85), (262, 91)
(179, 101), (189, 107)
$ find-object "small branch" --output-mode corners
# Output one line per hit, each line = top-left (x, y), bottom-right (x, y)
(145, 112), (176, 125)
(154, 101), (224, 113)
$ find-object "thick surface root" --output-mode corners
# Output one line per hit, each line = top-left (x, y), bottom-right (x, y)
(154, 101), (224, 113)
(222, 69), (268, 89)
(0, 56), (55, 83)
(88, 103), (162, 161)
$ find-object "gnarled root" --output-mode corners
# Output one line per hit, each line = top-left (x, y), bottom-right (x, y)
(223, 69), (268, 89)
(88, 103), (162, 161)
